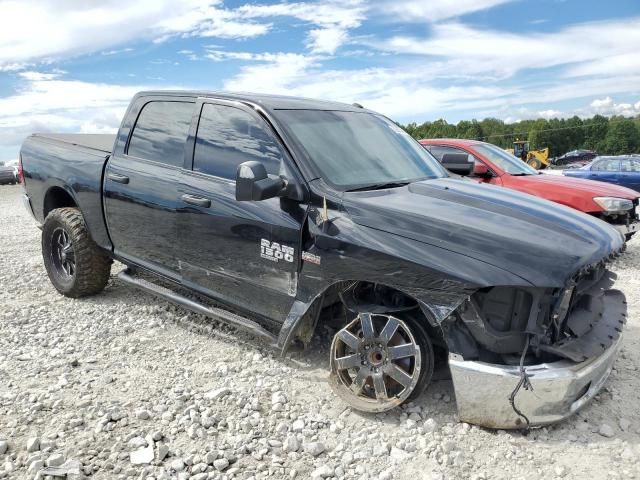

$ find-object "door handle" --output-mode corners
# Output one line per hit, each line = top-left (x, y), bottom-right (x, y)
(108, 173), (130, 184)
(181, 194), (211, 208)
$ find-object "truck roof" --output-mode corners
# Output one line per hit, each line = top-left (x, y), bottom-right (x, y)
(137, 90), (368, 112)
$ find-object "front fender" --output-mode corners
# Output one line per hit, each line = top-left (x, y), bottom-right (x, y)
(278, 210), (533, 353)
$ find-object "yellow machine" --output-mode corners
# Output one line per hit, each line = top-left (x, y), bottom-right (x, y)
(506, 141), (550, 169)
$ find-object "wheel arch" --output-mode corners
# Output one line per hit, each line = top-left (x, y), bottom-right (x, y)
(43, 185), (78, 219)
(277, 279), (468, 355)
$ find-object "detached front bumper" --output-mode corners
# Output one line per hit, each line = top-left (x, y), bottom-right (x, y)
(449, 289), (626, 429)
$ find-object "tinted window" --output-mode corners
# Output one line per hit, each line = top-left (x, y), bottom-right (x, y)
(127, 101), (194, 167)
(275, 110), (447, 189)
(193, 104), (284, 179)
(593, 159), (620, 172)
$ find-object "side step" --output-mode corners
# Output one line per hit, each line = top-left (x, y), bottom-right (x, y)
(117, 270), (278, 346)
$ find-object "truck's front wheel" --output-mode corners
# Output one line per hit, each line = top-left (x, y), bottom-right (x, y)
(42, 208), (112, 298)
(329, 311), (434, 412)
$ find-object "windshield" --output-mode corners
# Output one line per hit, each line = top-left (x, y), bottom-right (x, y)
(275, 110), (448, 189)
(473, 143), (538, 175)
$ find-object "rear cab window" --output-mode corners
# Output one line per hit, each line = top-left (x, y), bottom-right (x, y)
(193, 103), (284, 180)
(127, 101), (194, 167)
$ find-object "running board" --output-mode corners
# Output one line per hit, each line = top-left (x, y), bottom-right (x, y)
(117, 270), (278, 346)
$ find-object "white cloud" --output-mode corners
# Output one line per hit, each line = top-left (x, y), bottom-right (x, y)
(101, 48), (134, 56)
(215, 48), (513, 117)
(0, 0), (271, 68)
(588, 96), (640, 117)
(366, 17), (640, 79)
(220, 52), (320, 93)
(537, 109), (562, 119)
(0, 71), (147, 160)
(373, 0), (514, 22)
(237, 0), (366, 54)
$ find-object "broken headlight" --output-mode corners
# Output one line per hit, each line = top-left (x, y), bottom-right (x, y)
(593, 197), (633, 213)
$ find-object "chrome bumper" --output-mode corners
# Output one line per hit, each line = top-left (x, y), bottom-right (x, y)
(613, 221), (639, 237)
(449, 332), (623, 429)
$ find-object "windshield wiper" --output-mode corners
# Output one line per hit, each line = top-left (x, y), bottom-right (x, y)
(510, 172), (535, 176)
(346, 181), (411, 192)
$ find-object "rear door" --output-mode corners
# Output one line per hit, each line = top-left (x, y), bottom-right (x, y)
(104, 97), (196, 279)
(619, 158), (640, 191)
(176, 99), (306, 321)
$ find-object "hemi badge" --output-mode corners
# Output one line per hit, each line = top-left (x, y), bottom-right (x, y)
(302, 251), (321, 265)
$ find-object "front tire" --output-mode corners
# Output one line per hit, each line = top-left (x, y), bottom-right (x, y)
(527, 158), (542, 169)
(329, 311), (434, 412)
(42, 208), (112, 297)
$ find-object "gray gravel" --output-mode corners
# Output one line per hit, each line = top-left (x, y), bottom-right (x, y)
(1, 183), (640, 480)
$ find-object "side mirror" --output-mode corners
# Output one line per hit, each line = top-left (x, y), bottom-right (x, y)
(473, 163), (492, 177)
(236, 161), (286, 201)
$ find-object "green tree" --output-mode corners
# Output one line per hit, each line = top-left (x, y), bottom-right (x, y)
(400, 112), (640, 156)
(604, 118), (640, 154)
(583, 115), (608, 153)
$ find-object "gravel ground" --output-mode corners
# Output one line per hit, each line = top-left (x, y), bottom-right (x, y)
(1, 183), (639, 480)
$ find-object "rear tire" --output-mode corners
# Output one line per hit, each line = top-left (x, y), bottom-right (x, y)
(42, 208), (112, 298)
(329, 310), (434, 412)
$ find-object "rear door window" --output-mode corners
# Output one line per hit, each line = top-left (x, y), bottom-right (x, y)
(193, 103), (284, 180)
(127, 101), (194, 167)
(621, 158), (640, 172)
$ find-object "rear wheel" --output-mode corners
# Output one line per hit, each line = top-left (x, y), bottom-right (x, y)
(329, 311), (434, 412)
(42, 208), (112, 297)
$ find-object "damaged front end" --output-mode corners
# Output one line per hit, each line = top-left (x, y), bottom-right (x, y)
(445, 256), (627, 429)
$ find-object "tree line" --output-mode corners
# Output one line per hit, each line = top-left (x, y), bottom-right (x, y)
(402, 114), (640, 157)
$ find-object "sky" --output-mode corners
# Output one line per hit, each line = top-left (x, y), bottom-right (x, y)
(1, 0), (640, 162)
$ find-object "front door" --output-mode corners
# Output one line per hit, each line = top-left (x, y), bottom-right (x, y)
(590, 158), (621, 185)
(104, 99), (196, 279)
(177, 99), (306, 321)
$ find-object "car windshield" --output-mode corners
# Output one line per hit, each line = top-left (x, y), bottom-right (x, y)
(473, 143), (538, 175)
(275, 110), (448, 189)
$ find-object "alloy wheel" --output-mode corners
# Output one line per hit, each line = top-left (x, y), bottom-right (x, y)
(330, 312), (421, 412)
(51, 227), (76, 278)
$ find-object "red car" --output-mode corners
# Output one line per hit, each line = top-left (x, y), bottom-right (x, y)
(420, 139), (640, 240)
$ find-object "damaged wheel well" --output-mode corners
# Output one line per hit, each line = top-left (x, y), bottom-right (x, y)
(281, 281), (447, 353)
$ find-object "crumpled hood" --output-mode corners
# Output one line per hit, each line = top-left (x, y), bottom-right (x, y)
(507, 173), (640, 201)
(343, 178), (624, 287)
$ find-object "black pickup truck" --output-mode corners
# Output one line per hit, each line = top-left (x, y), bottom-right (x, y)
(20, 91), (627, 428)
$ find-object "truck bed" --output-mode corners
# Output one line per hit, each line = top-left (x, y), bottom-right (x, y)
(31, 133), (116, 154)
(20, 132), (115, 250)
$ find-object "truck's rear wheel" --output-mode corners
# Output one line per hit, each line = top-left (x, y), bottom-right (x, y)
(42, 208), (112, 298)
(329, 311), (433, 412)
